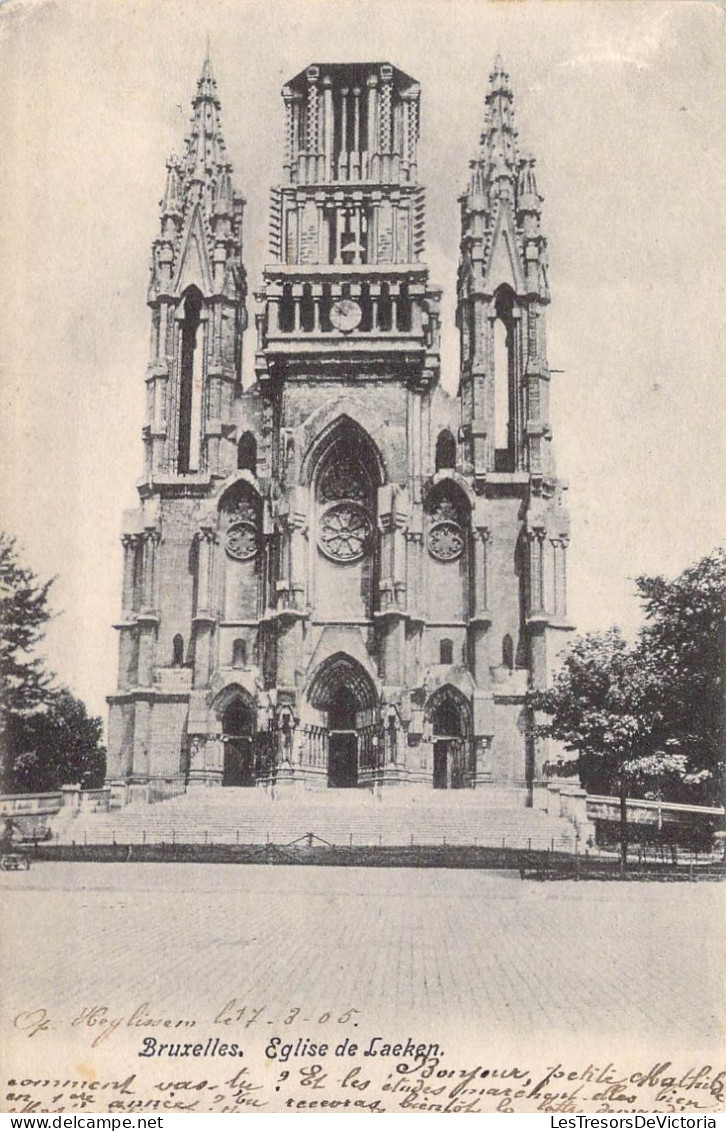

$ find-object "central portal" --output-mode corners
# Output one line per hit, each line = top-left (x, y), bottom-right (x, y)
(327, 684), (358, 788)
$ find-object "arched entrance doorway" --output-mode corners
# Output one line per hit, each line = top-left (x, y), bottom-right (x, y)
(306, 653), (379, 789)
(427, 688), (472, 790)
(328, 683), (359, 788)
(221, 697), (255, 786)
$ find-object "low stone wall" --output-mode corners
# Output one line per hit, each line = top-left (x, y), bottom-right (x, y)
(587, 794), (725, 828)
(0, 787), (111, 838)
(541, 781), (596, 844)
(0, 791), (63, 817)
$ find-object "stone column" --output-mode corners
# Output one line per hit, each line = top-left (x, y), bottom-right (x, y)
(528, 528), (546, 615)
(407, 89), (419, 180)
(121, 535), (138, 614)
(306, 66), (320, 180)
(291, 93), (302, 178)
(282, 88), (294, 181)
(187, 737), (208, 786)
(470, 526), (492, 685)
(552, 535), (568, 617)
(323, 75), (334, 182)
(194, 528), (217, 689)
(379, 65), (393, 182)
(366, 73), (378, 175)
(140, 532), (159, 613)
(351, 87), (361, 178)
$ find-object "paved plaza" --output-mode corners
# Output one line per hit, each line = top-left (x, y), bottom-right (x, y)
(2, 863), (722, 1050)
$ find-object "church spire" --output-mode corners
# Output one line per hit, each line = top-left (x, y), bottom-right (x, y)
(459, 56), (547, 298)
(182, 51), (228, 195)
(144, 53), (247, 482)
(457, 56), (553, 483)
(149, 53), (244, 298)
(469, 54), (519, 202)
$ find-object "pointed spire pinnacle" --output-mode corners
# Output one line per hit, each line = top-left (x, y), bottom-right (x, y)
(516, 152), (542, 215)
(464, 55), (520, 203)
(149, 49), (246, 308)
(481, 54), (517, 188)
(161, 153), (184, 217)
(182, 51), (227, 192)
(458, 58), (547, 304)
(490, 53), (509, 94)
(197, 40), (216, 101)
(213, 161), (234, 218)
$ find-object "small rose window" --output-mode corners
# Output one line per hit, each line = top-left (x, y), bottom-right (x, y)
(427, 498), (465, 562)
(226, 522), (258, 561)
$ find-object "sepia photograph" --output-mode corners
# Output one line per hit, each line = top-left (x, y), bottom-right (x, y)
(1, 0), (724, 1116)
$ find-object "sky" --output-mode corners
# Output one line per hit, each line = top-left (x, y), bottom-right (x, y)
(1, 0), (724, 728)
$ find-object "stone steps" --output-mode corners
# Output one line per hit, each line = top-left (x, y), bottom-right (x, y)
(55, 789), (576, 850)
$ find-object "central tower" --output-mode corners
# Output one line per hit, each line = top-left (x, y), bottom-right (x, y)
(253, 62), (444, 790)
(255, 62), (440, 386)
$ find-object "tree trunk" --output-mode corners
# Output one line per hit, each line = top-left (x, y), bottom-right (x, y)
(619, 766), (628, 873)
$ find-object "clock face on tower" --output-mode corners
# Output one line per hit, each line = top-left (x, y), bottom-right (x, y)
(330, 298), (362, 333)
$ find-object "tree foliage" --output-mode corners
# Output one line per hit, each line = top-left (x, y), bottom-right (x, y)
(634, 548), (725, 802)
(0, 534), (54, 718)
(0, 534), (106, 794)
(530, 548), (725, 806)
(532, 628), (657, 798)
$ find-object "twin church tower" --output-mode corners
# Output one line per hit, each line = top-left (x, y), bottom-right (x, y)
(107, 56), (572, 805)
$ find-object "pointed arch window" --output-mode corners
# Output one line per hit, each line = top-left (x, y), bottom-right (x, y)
(172, 634), (185, 667)
(426, 482), (469, 563)
(232, 638), (247, 668)
(279, 284), (294, 333)
(435, 429), (456, 471)
(316, 432), (376, 565)
(178, 287), (204, 474)
(378, 282), (392, 331)
(237, 432), (257, 474)
(440, 638), (454, 665)
(493, 285), (516, 472)
(301, 283), (315, 332)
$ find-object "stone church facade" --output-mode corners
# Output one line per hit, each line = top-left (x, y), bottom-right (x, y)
(106, 56), (572, 807)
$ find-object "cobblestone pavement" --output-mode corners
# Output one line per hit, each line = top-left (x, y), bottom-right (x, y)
(2, 863), (723, 1047)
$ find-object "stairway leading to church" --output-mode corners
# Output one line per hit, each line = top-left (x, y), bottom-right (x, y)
(54, 788), (577, 852)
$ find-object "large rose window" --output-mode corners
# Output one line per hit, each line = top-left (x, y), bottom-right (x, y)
(319, 502), (371, 563)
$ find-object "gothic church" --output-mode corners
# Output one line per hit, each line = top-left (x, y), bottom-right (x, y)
(106, 56), (572, 806)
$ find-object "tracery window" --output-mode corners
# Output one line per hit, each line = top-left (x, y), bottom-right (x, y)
(221, 483), (260, 562)
(316, 446), (374, 564)
(178, 287), (204, 474)
(427, 497), (465, 562)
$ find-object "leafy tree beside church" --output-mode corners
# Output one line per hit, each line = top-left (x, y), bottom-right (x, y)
(0, 533), (106, 793)
(531, 548), (725, 810)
